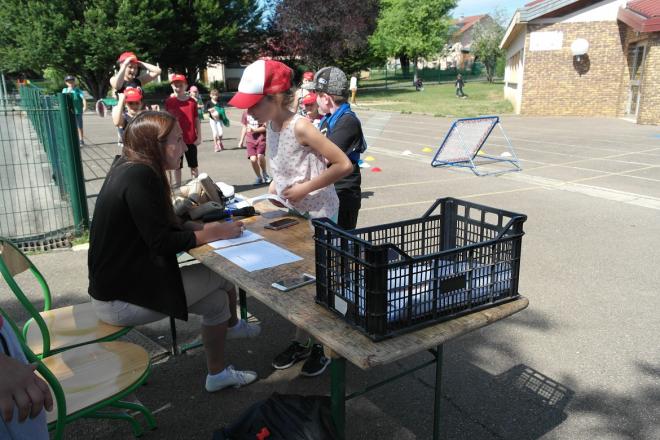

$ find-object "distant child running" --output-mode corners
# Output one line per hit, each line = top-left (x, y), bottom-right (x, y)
(229, 60), (352, 376)
(165, 74), (201, 187)
(456, 74), (466, 98)
(205, 89), (229, 152)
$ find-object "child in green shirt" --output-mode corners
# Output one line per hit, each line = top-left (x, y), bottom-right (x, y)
(204, 89), (229, 152)
(62, 75), (87, 145)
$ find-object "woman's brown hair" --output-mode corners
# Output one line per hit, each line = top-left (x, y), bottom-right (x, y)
(122, 111), (178, 222)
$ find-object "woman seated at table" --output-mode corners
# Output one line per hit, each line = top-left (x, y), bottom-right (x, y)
(88, 111), (259, 392)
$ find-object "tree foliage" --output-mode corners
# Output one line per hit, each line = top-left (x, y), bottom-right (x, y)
(158, 0), (263, 82)
(471, 16), (506, 83)
(0, 0), (262, 99)
(370, 0), (457, 75)
(0, 0), (173, 99)
(270, 0), (381, 74)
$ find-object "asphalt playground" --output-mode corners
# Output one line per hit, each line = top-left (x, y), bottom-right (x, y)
(3, 106), (659, 439)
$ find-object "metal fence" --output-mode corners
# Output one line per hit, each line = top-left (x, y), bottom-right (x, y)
(0, 85), (88, 250)
(362, 64), (484, 89)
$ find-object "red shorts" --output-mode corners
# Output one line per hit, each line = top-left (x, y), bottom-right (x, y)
(247, 142), (266, 158)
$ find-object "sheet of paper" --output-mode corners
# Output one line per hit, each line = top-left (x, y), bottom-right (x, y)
(214, 240), (302, 272)
(249, 193), (294, 210)
(208, 230), (263, 249)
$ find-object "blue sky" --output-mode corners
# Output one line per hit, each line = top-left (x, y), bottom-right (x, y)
(452, 0), (529, 19)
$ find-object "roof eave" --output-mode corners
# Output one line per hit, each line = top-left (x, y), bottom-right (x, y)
(500, 11), (524, 49)
(618, 7), (660, 33)
(520, 0), (581, 21)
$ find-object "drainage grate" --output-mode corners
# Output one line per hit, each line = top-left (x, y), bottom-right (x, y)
(16, 234), (73, 253)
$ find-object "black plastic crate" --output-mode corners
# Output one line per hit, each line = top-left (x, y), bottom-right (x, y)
(312, 197), (527, 341)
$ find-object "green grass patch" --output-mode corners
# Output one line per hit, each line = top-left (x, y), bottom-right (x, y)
(71, 230), (89, 246)
(357, 81), (512, 117)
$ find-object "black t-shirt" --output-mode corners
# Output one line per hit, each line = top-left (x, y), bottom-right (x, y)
(321, 114), (363, 197)
(117, 78), (143, 94)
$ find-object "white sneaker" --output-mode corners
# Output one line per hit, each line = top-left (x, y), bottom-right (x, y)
(205, 365), (257, 392)
(227, 319), (261, 339)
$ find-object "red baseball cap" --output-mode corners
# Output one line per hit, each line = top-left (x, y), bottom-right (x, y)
(302, 92), (317, 105)
(170, 74), (187, 84)
(228, 60), (292, 109)
(118, 51), (139, 64)
(123, 87), (143, 103)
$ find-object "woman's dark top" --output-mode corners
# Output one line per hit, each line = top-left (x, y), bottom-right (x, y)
(117, 77), (143, 94)
(88, 156), (196, 320)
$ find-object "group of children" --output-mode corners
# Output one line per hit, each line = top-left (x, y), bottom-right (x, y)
(108, 52), (231, 187)
(109, 54), (367, 377)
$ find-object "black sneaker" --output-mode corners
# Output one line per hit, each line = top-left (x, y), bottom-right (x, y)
(272, 341), (311, 370)
(300, 344), (330, 377)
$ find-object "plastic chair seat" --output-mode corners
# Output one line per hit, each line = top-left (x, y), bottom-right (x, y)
(26, 302), (127, 356)
(43, 341), (150, 424)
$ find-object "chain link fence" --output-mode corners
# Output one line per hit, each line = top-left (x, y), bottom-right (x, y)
(0, 85), (88, 251)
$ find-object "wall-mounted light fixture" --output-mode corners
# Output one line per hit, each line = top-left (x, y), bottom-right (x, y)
(571, 38), (589, 62)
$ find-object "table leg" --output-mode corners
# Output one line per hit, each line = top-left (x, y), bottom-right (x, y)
(169, 316), (179, 355)
(433, 344), (444, 440)
(239, 288), (247, 320)
(330, 356), (346, 440)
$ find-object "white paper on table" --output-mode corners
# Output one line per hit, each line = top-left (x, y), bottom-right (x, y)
(208, 230), (263, 249)
(214, 240), (302, 272)
(249, 193), (295, 210)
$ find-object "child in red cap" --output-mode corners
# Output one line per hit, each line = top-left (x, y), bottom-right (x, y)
(301, 92), (322, 128)
(229, 59), (352, 377)
(292, 71), (315, 114)
(112, 87), (144, 147)
(110, 51), (161, 93)
(165, 74), (202, 187)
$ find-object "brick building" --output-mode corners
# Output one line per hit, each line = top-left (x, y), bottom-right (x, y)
(500, 0), (660, 125)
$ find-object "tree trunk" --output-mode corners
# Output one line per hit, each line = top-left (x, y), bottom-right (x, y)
(399, 53), (410, 77)
(81, 71), (111, 101)
(185, 66), (200, 85)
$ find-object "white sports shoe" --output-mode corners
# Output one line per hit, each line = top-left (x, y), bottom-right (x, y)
(227, 319), (261, 339)
(205, 365), (257, 392)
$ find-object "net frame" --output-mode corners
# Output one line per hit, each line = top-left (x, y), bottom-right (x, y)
(431, 116), (521, 176)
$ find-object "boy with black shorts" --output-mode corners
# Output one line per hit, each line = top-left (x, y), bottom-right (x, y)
(166, 74), (201, 187)
(308, 67), (366, 229)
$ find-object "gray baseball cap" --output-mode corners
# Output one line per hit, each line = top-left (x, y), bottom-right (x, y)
(311, 67), (348, 97)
